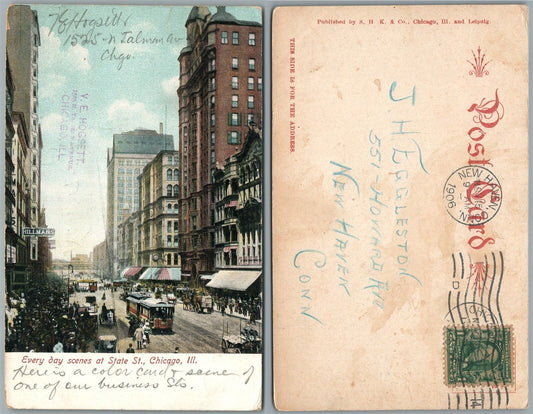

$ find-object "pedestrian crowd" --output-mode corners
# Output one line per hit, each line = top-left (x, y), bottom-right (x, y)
(212, 295), (262, 324)
(5, 274), (84, 352)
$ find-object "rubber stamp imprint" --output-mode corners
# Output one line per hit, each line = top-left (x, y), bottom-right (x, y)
(443, 166), (502, 226)
(445, 326), (513, 387)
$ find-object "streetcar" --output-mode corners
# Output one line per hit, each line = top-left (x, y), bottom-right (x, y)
(76, 279), (98, 292)
(125, 294), (174, 333)
(125, 292), (151, 318)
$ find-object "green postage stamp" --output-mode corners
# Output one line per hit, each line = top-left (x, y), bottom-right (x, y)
(445, 326), (514, 387)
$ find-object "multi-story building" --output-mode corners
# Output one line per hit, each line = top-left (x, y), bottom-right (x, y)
(178, 6), (262, 285)
(5, 57), (18, 267)
(234, 126), (262, 268)
(116, 211), (141, 271)
(106, 126), (174, 276)
(9, 113), (31, 267)
(138, 150), (181, 268)
(37, 207), (52, 272)
(209, 125), (262, 293)
(91, 240), (109, 280)
(6, 5), (44, 276)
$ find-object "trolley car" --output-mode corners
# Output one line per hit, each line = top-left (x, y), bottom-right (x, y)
(126, 294), (174, 332)
(76, 279), (98, 292)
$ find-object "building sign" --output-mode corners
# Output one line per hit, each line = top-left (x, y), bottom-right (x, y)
(22, 227), (55, 236)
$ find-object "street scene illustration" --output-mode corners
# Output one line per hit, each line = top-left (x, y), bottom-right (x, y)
(5, 5), (263, 354)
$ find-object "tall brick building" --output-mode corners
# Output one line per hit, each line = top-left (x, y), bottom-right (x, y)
(6, 6), (48, 285)
(178, 6), (262, 285)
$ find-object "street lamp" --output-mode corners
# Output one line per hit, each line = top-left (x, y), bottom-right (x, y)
(67, 264), (73, 306)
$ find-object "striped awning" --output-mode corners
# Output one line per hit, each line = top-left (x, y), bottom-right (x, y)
(139, 267), (181, 281)
(120, 267), (143, 278)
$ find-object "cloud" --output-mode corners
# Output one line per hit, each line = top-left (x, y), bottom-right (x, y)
(107, 99), (160, 132)
(40, 26), (90, 72)
(161, 76), (180, 97)
(40, 112), (62, 134)
(39, 73), (67, 99)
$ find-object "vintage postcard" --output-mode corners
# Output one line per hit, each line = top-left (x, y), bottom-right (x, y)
(5, 4), (263, 410)
(273, 5), (528, 410)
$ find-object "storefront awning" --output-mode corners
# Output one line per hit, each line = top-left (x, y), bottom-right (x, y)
(139, 267), (181, 281)
(200, 274), (215, 281)
(120, 267), (143, 278)
(206, 270), (261, 291)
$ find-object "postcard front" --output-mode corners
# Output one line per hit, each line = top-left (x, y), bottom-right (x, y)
(5, 4), (263, 410)
(272, 5), (528, 410)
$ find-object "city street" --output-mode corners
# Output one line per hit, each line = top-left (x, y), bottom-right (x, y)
(70, 288), (262, 353)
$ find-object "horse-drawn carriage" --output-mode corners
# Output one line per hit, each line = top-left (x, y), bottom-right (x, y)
(221, 325), (262, 354)
(96, 335), (117, 353)
(182, 291), (213, 314)
(99, 308), (116, 326)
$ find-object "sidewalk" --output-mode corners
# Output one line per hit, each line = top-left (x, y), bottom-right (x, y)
(176, 298), (262, 325)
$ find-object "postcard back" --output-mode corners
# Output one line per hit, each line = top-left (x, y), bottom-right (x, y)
(272, 5), (528, 410)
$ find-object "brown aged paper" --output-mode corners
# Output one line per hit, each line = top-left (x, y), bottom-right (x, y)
(273, 5), (528, 410)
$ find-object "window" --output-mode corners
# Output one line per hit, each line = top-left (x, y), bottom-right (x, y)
(210, 95), (215, 108)
(167, 253), (172, 264)
(174, 253), (179, 265)
(167, 203), (172, 213)
(210, 78), (215, 91)
(232, 95), (238, 108)
(210, 58), (215, 70)
(232, 31), (239, 45)
(174, 235), (179, 247)
(221, 31), (228, 44)
(229, 113), (241, 126)
(210, 113), (215, 126)
(192, 216), (197, 230)
(228, 131), (242, 144)
(174, 156), (179, 165)
(232, 57), (238, 70)
(249, 58), (255, 71)
(211, 150), (215, 164)
(167, 156), (172, 164)
(247, 114), (255, 126)
(174, 169), (179, 181)
(167, 185), (172, 197)
(211, 132), (215, 145)
(173, 185), (179, 197)
(232, 76), (238, 89)
(118, 168), (124, 174)
(174, 203), (178, 213)
(248, 77), (254, 90)
(167, 169), (172, 180)
(167, 235), (171, 247)
(174, 221), (179, 233)
(134, 168), (140, 175)
(258, 77), (262, 91)
(249, 32), (256, 46)
(167, 221), (172, 232)
(248, 95), (255, 109)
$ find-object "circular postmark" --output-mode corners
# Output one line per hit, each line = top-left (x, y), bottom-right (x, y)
(443, 166), (502, 226)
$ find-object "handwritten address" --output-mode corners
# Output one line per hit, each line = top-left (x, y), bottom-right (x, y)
(45, 8), (184, 70)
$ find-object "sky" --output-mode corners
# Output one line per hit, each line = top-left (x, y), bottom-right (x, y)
(31, 5), (262, 260)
